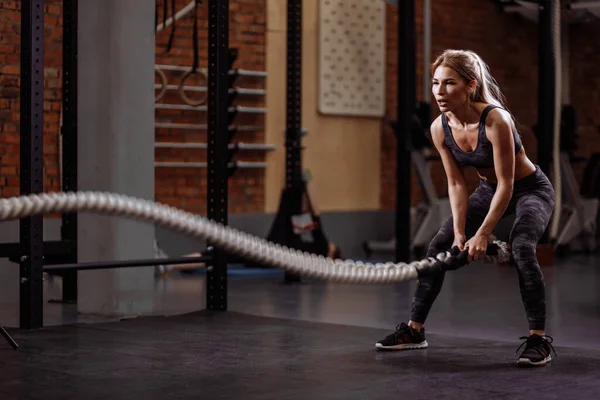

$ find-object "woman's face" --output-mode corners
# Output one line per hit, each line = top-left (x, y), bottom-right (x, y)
(431, 66), (474, 112)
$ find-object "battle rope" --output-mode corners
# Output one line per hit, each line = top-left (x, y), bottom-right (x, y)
(0, 192), (512, 284)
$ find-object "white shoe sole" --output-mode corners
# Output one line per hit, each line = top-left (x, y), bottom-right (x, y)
(517, 355), (552, 366)
(375, 340), (428, 350)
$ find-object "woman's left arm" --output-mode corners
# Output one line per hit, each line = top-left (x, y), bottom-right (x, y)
(466, 110), (515, 261)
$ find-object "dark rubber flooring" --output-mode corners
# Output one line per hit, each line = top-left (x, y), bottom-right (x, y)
(1, 310), (600, 400)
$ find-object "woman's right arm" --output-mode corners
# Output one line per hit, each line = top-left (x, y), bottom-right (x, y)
(429, 117), (469, 246)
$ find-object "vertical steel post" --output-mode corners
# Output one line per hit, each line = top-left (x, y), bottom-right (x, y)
(537, 0), (555, 178)
(395, 0), (415, 263)
(283, 0), (303, 283)
(60, 0), (78, 303)
(206, 0), (229, 311)
(19, 0), (45, 329)
(286, 0), (302, 193)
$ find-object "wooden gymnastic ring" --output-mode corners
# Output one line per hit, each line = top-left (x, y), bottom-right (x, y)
(154, 66), (168, 104)
(178, 68), (208, 107)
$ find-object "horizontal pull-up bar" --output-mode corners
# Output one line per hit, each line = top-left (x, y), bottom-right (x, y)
(155, 122), (263, 132)
(155, 142), (276, 151)
(155, 104), (266, 113)
(45, 255), (209, 272)
(155, 161), (267, 169)
(155, 64), (268, 78)
(154, 84), (265, 96)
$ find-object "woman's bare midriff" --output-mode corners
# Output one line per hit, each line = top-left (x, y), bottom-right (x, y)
(476, 148), (537, 184)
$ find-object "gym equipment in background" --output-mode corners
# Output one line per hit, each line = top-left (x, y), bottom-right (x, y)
(535, 105), (598, 252)
(364, 102), (451, 258)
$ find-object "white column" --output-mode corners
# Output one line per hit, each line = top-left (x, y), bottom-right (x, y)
(77, 0), (156, 316)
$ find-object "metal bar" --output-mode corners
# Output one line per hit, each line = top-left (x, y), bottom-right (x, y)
(537, 0), (555, 179)
(45, 256), (209, 272)
(234, 161), (268, 168)
(155, 84), (266, 96)
(154, 104), (266, 113)
(286, 0), (303, 192)
(155, 122), (262, 132)
(233, 88), (266, 95)
(155, 64), (267, 77)
(156, 0), (196, 32)
(155, 161), (267, 169)
(206, 0), (229, 311)
(395, 0), (415, 263)
(235, 143), (276, 151)
(568, 0), (600, 8)
(283, 0), (303, 283)
(60, 0), (78, 304)
(232, 69), (268, 78)
(19, 0), (45, 330)
(155, 142), (275, 151)
(0, 325), (19, 350)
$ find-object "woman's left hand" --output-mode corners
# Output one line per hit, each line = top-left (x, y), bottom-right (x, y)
(464, 233), (489, 262)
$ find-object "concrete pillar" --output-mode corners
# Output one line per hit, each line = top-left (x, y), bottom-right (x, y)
(77, 0), (156, 316)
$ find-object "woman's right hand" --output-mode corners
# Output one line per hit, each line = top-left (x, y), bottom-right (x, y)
(452, 233), (467, 252)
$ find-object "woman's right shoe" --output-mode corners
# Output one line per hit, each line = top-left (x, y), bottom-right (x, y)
(375, 322), (429, 350)
(516, 333), (557, 366)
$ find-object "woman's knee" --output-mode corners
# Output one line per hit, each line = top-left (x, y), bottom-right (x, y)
(510, 236), (544, 281)
(510, 235), (536, 261)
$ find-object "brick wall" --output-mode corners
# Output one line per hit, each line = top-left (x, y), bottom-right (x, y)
(155, 0), (266, 215)
(381, 0), (540, 209)
(0, 0), (63, 198)
(0, 0), (266, 215)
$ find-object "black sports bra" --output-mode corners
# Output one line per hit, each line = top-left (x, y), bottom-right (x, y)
(442, 105), (522, 169)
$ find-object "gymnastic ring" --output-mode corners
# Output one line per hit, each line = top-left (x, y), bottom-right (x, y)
(154, 66), (168, 104)
(178, 68), (208, 107)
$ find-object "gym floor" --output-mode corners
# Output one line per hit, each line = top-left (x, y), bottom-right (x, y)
(0, 254), (599, 399)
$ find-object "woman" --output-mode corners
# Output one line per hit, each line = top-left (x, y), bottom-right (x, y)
(376, 49), (556, 367)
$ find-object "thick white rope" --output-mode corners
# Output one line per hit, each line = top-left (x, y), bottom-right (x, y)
(0, 192), (511, 284)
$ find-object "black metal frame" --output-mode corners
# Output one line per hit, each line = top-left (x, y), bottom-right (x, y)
(537, 0), (556, 178)
(205, 0), (230, 311)
(19, 0), (46, 331)
(395, 0), (415, 262)
(282, 0), (303, 283)
(7, 0), (234, 328)
(286, 0), (303, 194)
(60, 0), (79, 303)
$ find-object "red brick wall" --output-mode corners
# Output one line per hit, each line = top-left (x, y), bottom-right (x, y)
(155, 0), (266, 215)
(0, 0), (63, 198)
(381, 0), (540, 209)
(0, 0), (266, 215)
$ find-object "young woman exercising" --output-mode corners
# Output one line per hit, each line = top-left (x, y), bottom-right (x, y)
(376, 49), (556, 367)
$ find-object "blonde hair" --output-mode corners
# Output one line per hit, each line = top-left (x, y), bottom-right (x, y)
(432, 49), (508, 110)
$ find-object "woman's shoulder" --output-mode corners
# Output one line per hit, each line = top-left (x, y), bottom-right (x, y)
(429, 114), (446, 145)
(477, 103), (512, 127)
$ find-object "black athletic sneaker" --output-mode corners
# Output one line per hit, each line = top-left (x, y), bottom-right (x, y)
(375, 322), (428, 350)
(516, 334), (557, 366)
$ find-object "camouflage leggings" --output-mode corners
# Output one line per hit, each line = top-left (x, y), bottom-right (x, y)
(410, 166), (555, 331)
